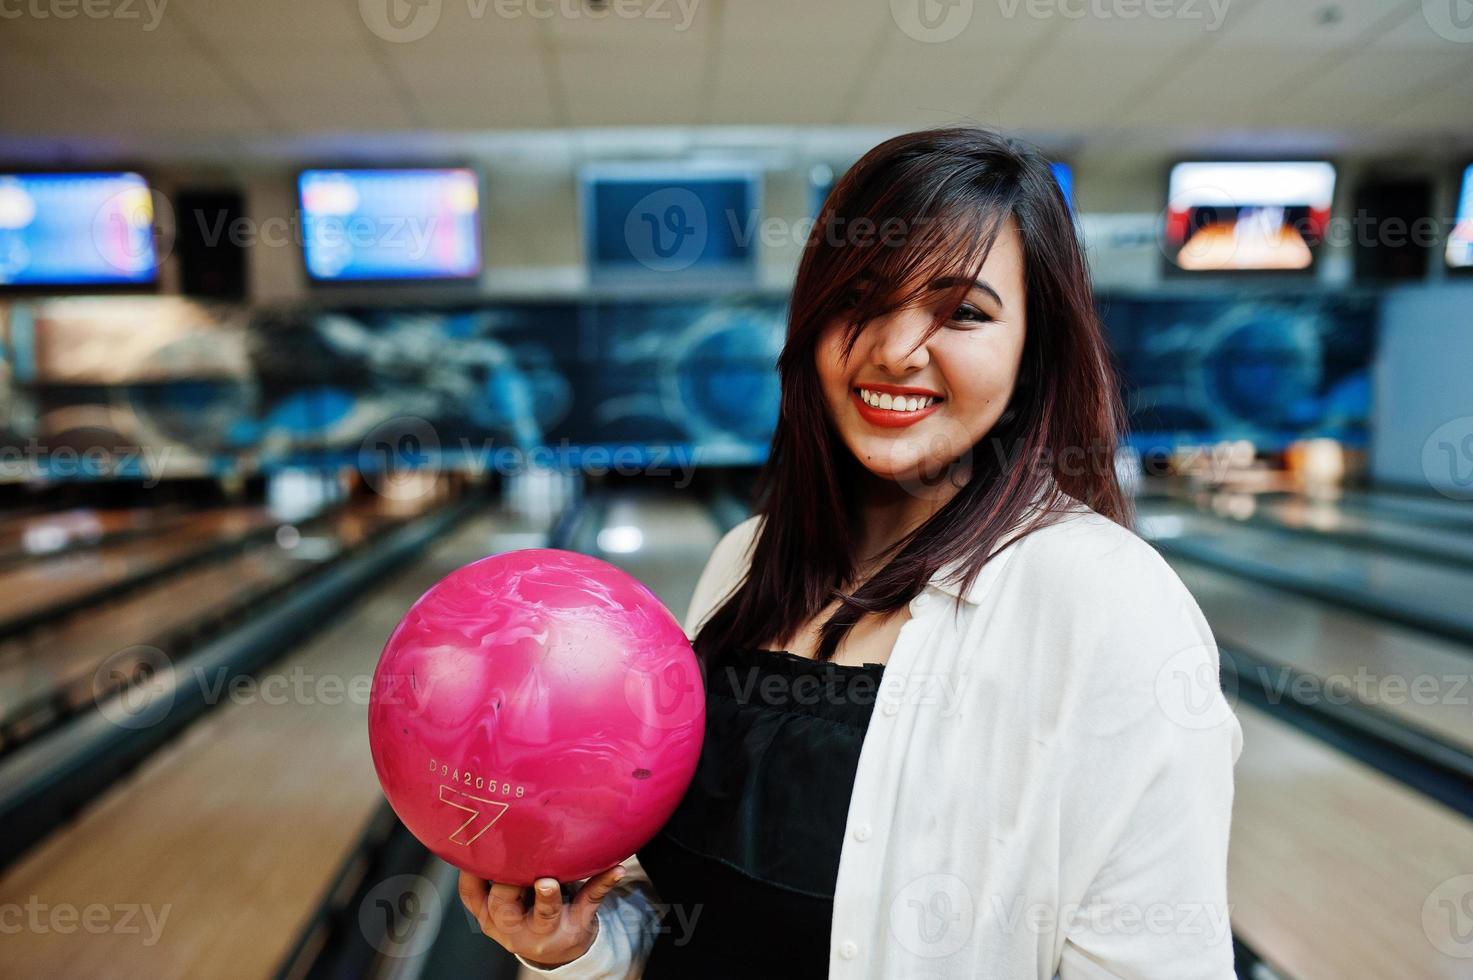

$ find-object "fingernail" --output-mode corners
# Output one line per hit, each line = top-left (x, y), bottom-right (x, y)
(538, 881), (555, 894)
(613, 868), (626, 882)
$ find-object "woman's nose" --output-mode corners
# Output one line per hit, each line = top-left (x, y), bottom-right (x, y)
(869, 307), (933, 373)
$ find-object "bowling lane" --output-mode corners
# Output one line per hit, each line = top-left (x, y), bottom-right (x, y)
(0, 502), (410, 752)
(0, 506), (285, 637)
(0, 507), (546, 980)
(1168, 559), (1473, 756)
(1229, 704), (1473, 980)
(1156, 491), (1473, 569)
(0, 505), (188, 561)
(1136, 501), (1473, 644)
(1316, 488), (1473, 533)
(580, 489), (728, 617)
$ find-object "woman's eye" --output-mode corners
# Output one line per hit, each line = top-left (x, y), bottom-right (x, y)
(949, 303), (994, 325)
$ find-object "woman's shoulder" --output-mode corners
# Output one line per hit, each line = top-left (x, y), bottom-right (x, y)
(1010, 492), (1193, 608)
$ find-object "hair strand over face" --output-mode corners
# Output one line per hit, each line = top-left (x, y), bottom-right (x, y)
(693, 126), (1132, 665)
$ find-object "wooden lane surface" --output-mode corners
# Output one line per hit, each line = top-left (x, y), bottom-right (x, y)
(1173, 560), (1473, 754)
(0, 508), (280, 629)
(0, 512), (515, 979)
(1230, 705), (1473, 979)
(0, 501), (428, 731)
(0, 506), (187, 561)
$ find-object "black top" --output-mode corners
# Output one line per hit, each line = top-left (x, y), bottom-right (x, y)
(636, 646), (886, 979)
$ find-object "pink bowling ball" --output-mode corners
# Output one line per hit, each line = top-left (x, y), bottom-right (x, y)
(368, 547), (705, 886)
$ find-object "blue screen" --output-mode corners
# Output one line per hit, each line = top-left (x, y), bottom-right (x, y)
(298, 169), (481, 282)
(0, 172), (158, 287)
(584, 171), (757, 278)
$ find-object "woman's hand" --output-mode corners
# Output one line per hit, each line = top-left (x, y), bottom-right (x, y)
(457, 866), (627, 969)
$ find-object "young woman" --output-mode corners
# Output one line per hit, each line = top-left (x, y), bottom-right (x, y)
(459, 126), (1243, 979)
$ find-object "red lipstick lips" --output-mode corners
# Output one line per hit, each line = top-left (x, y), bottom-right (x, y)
(850, 382), (944, 429)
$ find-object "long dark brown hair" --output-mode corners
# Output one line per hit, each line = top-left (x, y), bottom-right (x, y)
(695, 126), (1131, 665)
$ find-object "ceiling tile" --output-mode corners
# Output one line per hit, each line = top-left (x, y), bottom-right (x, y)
(1215, 0), (1422, 49)
(553, 42), (707, 125)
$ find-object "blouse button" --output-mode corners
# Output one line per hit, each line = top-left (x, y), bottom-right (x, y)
(910, 591), (932, 614)
(882, 702), (898, 716)
(853, 822), (872, 841)
(840, 940), (859, 959)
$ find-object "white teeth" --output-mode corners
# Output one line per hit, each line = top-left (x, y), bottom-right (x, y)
(858, 388), (937, 412)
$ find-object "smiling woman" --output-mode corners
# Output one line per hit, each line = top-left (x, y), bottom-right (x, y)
(730, 125), (1130, 666)
(491, 127), (1241, 980)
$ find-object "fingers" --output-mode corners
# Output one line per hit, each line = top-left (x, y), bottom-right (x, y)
(487, 880), (528, 933)
(570, 864), (626, 931)
(458, 872), (492, 932)
(526, 878), (564, 936)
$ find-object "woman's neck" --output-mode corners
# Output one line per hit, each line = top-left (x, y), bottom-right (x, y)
(853, 466), (963, 572)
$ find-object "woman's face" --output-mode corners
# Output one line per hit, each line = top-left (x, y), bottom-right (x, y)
(815, 216), (1028, 492)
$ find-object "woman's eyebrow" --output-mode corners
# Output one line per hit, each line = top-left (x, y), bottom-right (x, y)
(929, 276), (1004, 309)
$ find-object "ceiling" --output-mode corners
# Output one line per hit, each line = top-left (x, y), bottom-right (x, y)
(1, 0), (1470, 167)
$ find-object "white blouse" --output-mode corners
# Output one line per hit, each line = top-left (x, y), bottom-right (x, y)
(518, 491), (1244, 979)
